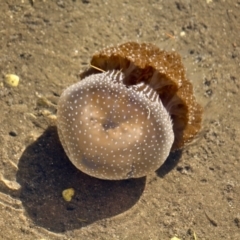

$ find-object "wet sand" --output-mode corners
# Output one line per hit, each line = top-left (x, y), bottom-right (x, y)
(0, 1), (239, 239)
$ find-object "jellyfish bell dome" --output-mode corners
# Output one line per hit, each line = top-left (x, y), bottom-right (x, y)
(57, 42), (202, 180)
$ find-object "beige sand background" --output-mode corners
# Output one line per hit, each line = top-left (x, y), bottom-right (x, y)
(0, 0), (239, 239)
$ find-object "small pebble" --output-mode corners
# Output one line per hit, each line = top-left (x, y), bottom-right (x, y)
(171, 237), (181, 240)
(5, 74), (20, 87)
(62, 188), (75, 202)
(180, 31), (186, 37)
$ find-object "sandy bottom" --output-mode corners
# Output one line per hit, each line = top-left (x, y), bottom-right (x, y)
(0, 1), (239, 239)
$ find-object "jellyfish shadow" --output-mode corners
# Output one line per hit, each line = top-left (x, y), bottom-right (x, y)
(156, 149), (182, 178)
(16, 126), (146, 233)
